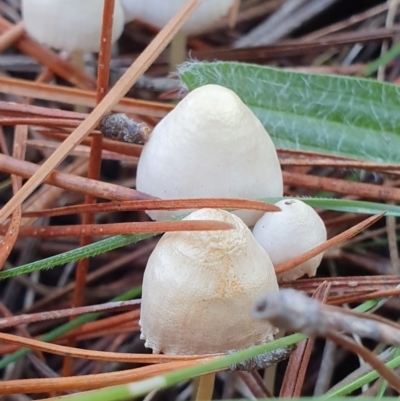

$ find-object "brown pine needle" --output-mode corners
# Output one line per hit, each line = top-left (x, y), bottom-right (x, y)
(0, 361), (206, 394)
(0, 301), (141, 329)
(0, 112), (28, 268)
(0, 220), (234, 238)
(283, 171), (400, 202)
(22, 198), (280, 218)
(0, 153), (153, 202)
(284, 275), (400, 296)
(0, 76), (172, 117)
(0, 21), (24, 52)
(280, 282), (331, 397)
(329, 287), (400, 306)
(0, 331), (219, 364)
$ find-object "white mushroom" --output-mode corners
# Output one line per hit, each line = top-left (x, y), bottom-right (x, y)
(120, 0), (235, 33)
(136, 84), (283, 226)
(140, 208), (279, 355)
(252, 199), (327, 282)
(120, 0), (236, 69)
(21, 0), (125, 53)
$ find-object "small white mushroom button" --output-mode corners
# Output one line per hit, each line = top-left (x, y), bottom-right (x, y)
(253, 199), (327, 282)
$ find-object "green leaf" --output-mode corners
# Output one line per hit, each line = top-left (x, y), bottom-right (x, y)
(179, 61), (400, 164)
(265, 197), (400, 216)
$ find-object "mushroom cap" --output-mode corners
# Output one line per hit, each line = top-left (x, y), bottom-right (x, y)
(22, 0), (125, 52)
(136, 84), (283, 226)
(139, 208), (279, 355)
(252, 199), (327, 282)
(120, 0), (234, 33)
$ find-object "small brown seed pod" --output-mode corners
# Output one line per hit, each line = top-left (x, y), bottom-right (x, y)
(98, 113), (150, 144)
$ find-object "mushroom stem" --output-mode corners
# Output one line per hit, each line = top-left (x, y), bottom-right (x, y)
(169, 31), (187, 70)
(263, 328), (285, 392)
(70, 51), (89, 113)
(228, 0), (241, 28)
(195, 373), (216, 401)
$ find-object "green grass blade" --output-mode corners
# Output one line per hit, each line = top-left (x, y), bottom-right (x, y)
(179, 61), (400, 164)
(325, 353), (400, 397)
(364, 41), (400, 76)
(0, 233), (154, 280)
(377, 348), (400, 397)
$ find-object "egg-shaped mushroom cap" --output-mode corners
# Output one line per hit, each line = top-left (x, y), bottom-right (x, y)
(22, 0), (125, 52)
(253, 199), (327, 282)
(136, 84), (283, 226)
(121, 0), (234, 33)
(140, 208), (279, 355)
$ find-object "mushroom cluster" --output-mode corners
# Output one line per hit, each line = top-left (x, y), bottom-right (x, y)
(138, 83), (328, 368)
